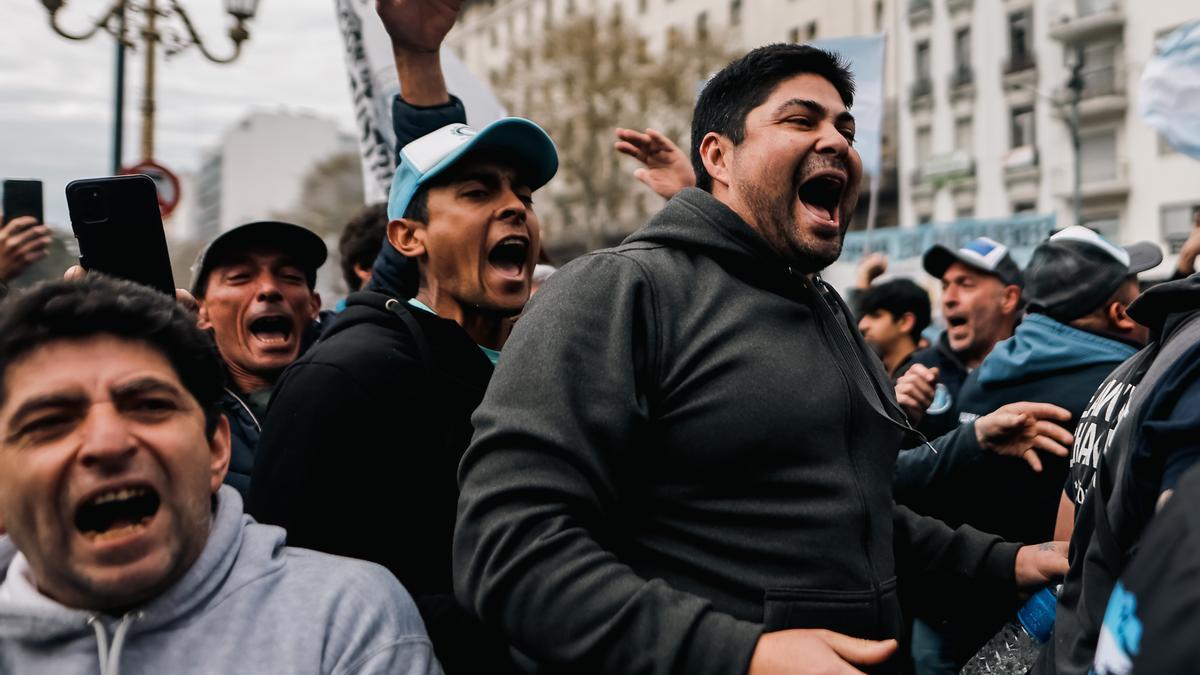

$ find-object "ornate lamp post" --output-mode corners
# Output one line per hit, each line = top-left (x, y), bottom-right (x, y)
(40, 0), (261, 172)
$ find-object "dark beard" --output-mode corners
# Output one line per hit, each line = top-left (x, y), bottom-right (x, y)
(741, 179), (844, 273)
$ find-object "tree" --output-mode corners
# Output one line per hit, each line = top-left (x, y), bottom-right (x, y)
(272, 151), (366, 238)
(492, 11), (738, 260)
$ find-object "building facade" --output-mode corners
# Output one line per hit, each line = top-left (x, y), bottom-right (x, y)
(897, 0), (1200, 271)
(191, 111), (357, 241)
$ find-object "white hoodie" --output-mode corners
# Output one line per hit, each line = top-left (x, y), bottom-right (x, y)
(0, 486), (443, 675)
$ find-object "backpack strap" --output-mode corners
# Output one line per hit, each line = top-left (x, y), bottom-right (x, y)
(385, 298), (435, 373)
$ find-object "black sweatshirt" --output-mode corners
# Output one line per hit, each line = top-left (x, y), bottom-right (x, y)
(453, 188), (1020, 675)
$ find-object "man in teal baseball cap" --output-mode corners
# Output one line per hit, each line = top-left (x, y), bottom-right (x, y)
(249, 114), (557, 674)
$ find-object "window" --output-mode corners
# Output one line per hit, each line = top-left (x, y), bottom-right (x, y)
(1013, 201), (1036, 214)
(1082, 215), (1120, 241)
(789, 27), (800, 43)
(566, 0), (575, 15)
(875, 0), (885, 31)
(955, 117), (973, 154)
(667, 26), (681, 48)
(1162, 203), (1200, 253)
(1008, 10), (1032, 64)
(730, 0), (741, 26)
(916, 126), (932, 164)
(489, 27), (497, 47)
(1010, 106), (1035, 148)
(1080, 42), (1118, 97)
(639, 0), (647, 13)
(956, 206), (974, 220)
(697, 12), (708, 41)
(544, 0), (553, 26)
(954, 28), (971, 69)
(1079, 131), (1117, 184)
(806, 21), (818, 40)
(915, 40), (931, 81)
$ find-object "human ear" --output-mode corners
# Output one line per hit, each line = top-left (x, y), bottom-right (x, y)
(386, 218), (426, 259)
(898, 312), (916, 335)
(699, 132), (733, 191)
(208, 415), (231, 493)
(196, 301), (213, 331)
(1108, 301), (1137, 332)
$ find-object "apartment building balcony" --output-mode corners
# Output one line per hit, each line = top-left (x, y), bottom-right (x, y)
(1002, 53), (1038, 91)
(909, 77), (933, 107)
(909, 0), (932, 22)
(947, 0), (973, 13)
(1050, 0), (1124, 43)
(1056, 65), (1127, 122)
(948, 66), (975, 100)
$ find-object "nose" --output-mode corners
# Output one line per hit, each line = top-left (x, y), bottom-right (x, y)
(858, 316), (871, 335)
(495, 188), (528, 225)
(815, 121), (851, 157)
(78, 404), (137, 472)
(255, 271), (283, 302)
(942, 286), (959, 310)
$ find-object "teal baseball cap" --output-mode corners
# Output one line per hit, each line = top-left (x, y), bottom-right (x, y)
(387, 118), (559, 220)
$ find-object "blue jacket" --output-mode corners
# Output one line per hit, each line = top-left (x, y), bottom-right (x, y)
(936, 313), (1137, 543)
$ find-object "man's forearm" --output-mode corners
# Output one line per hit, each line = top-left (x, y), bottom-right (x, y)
(394, 49), (450, 106)
(894, 421), (983, 500)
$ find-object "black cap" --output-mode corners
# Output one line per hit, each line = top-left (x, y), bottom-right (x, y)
(923, 237), (1024, 288)
(1023, 226), (1162, 323)
(191, 221), (327, 297)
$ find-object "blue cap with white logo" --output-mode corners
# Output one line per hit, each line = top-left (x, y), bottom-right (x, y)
(387, 118), (559, 221)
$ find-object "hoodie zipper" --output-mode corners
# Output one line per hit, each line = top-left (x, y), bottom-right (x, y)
(223, 387), (262, 432)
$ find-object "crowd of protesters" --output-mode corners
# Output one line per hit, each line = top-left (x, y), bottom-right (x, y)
(1, 0), (1200, 673)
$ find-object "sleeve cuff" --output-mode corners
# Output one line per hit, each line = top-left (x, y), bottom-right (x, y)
(679, 611), (762, 675)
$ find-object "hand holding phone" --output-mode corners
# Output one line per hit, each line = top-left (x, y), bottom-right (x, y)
(1, 179), (52, 281)
(66, 175), (175, 296)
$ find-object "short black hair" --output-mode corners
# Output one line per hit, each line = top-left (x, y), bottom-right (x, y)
(0, 275), (224, 436)
(691, 43), (855, 192)
(859, 278), (932, 342)
(338, 203), (388, 291)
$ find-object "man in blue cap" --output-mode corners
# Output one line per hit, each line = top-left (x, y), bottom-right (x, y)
(246, 16), (557, 670)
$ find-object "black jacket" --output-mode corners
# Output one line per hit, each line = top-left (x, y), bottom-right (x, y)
(247, 292), (514, 674)
(1088, 461), (1200, 675)
(1037, 273), (1200, 675)
(219, 386), (262, 498)
(453, 188), (1021, 675)
(895, 332), (971, 440)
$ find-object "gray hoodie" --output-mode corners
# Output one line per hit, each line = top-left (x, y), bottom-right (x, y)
(0, 486), (443, 675)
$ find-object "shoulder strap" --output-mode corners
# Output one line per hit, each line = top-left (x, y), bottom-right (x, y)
(385, 298), (435, 373)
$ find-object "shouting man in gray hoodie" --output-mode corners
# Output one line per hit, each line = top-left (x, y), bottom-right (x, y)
(0, 275), (441, 675)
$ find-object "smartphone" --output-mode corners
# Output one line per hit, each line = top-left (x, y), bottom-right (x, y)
(66, 175), (175, 296)
(2, 179), (44, 226)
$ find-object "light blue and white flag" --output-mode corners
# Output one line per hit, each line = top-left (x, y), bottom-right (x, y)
(1140, 19), (1200, 160)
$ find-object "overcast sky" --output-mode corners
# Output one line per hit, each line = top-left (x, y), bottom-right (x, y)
(1, 0), (357, 226)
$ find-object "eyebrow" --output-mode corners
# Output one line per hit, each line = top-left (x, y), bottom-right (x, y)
(111, 377), (185, 400)
(5, 392), (88, 434)
(775, 98), (856, 126)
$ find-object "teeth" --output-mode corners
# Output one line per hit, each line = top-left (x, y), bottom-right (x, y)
(84, 518), (151, 542)
(91, 487), (146, 506)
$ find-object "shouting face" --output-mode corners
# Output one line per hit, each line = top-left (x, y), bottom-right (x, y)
(197, 249), (321, 392)
(940, 262), (1019, 367)
(0, 336), (230, 612)
(709, 73), (863, 271)
(392, 156), (541, 318)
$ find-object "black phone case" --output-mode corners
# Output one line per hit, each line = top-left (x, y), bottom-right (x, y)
(3, 179), (44, 226)
(66, 175), (175, 296)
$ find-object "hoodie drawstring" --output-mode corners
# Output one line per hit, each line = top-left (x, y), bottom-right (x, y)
(88, 612), (141, 675)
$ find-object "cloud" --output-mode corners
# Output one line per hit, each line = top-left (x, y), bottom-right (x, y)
(1, 0), (355, 226)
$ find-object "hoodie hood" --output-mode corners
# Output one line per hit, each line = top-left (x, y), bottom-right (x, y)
(976, 312), (1137, 386)
(1129, 272), (1200, 338)
(624, 188), (787, 268)
(0, 486), (271, 644)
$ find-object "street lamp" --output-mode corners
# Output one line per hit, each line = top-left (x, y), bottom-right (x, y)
(1064, 46), (1085, 228)
(40, 0), (261, 172)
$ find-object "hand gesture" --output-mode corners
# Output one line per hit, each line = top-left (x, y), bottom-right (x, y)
(0, 216), (52, 281)
(614, 128), (696, 200)
(974, 402), (1073, 472)
(895, 364), (938, 425)
(856, 252), (888, 289)
(1176, 209), (1200, 277)
(376, 0), (464, 54)
(749, 629), (897, 675)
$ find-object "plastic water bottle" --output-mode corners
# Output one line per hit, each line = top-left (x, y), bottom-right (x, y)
(960, 586), (1057, 674)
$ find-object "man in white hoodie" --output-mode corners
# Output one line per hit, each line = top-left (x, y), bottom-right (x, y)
(0, 274), (442, 675)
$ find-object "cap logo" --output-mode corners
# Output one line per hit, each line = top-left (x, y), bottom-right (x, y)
(452, 126), (477, 138)
(399, 123), (481, 174)
(958, 237), (1009, 271)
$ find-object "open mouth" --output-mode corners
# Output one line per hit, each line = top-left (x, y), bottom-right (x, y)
(797, 173), (846, 225)
(75, 486), (161, 542)
(248, 315), (294, 346)
(487, 236), (530, 279)
(946, 315), (969, 329)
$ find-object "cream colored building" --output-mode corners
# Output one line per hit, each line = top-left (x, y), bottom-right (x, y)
(897, 0), (1200, 272)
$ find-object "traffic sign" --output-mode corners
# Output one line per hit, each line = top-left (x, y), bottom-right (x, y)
(120, 160), (182, 218)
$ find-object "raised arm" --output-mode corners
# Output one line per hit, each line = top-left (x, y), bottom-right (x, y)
(376, 0), (461, 106)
